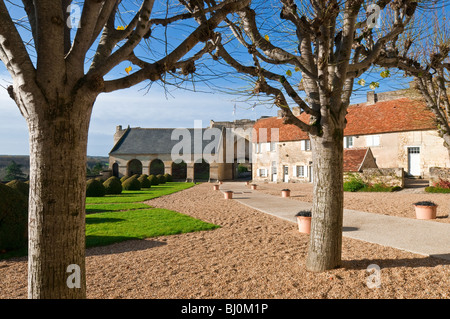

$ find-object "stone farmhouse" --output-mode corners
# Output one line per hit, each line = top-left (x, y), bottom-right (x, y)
(251, 88), (450, 183)
(109, 119), (255, 182)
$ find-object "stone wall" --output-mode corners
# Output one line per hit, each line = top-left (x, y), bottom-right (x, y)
(429, 167), (450, 186)
(344, 168), (404, 188)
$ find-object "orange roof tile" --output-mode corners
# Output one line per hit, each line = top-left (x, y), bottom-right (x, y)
(253, 98), (436, 142)
(343, 148), (369, 172)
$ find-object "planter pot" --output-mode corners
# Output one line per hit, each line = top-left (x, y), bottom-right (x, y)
(281, 190), (290, 197)
(251, 184), (257, 190)
(219, 181), (223, 185)
(245, 181), (250, 185)
(213, 185), (219, 191)
(414, 205), (437, 220)
(224, 191), (233, 199)
(297, 216), (312, 234)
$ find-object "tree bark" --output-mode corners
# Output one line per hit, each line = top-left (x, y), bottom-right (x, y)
(26, 95), (94, 299)
(306, 128), (344, 272)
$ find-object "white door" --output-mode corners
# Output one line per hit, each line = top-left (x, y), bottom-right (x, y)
(408, 147), (421, 176)
(272, 162), (277, 182)
(283, 166), (289, 183)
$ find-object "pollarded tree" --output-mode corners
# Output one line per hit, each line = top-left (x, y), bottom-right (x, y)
(376, 5), (450, 157)
(0, 0), (249, 298)
(211, 0), (421, 272)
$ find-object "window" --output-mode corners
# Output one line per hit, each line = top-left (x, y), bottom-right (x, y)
(296, 165), (305, 177)
(366, 135), (380, 147)
(257, 168), (267, 177)
(272, 161), (277, 174)
(344, 136), (354, 149)
(301, 139), (312, 151)
(255, 143), (261, 154)
(270, 142), (277, 152)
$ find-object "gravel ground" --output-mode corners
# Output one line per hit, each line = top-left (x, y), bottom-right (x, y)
(0, 183), (449, 299)
(254, 182), (450, 223)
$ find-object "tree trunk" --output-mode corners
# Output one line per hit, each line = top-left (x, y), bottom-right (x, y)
(27, 97), (93, 299)
(306, 129), (344, 272)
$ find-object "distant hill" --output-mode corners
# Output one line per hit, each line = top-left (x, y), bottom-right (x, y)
(0, 155), (109, 181)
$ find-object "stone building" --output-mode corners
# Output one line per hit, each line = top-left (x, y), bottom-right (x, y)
(252, 88), (450, 183)
(108, 119), (255, 181)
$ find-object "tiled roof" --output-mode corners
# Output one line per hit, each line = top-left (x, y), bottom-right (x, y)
(343, 148), (369, 172)
(253, 98), (436, 142)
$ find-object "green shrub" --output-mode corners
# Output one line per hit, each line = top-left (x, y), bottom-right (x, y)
(164, 173), (173, 182)
(120, 175), (130, 183)
(156, 174), (166, 184)
(138, 175), (151, 188)
(6, 180), (29, 197)
(0, 183), (28, 251)
(343, 177), (366, 192)
(360, 183), (402, 192)
(148, 174), (159, 185)
(86, 179), (106, 197)
(122, 176), (141, 190)
(425, 186), (450, 193)
(103, 176), (122, 195)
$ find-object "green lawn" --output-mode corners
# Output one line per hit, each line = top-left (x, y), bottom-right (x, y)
(1, 181), (219, 260)
(86, 208), (219, 247)
(85, 182), (195, 204)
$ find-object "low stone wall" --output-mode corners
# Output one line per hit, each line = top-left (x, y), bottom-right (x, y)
(429, 167), (450, 186)
(344, 168), (404, 188)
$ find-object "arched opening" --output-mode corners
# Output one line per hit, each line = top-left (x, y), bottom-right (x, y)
(172, 160), (187, 180)
(194, 159), (210, 181)
(112, 163), (119, 177)
(149, 159), (165, 176)
(127, 159), (142, 176)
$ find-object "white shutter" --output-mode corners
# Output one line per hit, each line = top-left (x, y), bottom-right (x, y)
(344, 137), (348, 149)
(257, 169), (260, 177)
(305, 165), (308, 177)
(300, 140), (306, 151)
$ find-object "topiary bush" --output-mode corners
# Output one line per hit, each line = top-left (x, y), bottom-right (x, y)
(86, 179), (106, 197)
(120, 175), (130, 183)
(148, 174), (159, 186)
(164, 173), (173, 182)
(103, 176), (123, 195)
(6, 180), (29, 197)
(122, 176), (141, 190)
(156, 174), (166, 184)
(0, 183), (28, 251)
(138, 174), (151, 188)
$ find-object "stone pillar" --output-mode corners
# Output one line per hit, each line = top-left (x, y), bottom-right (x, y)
(209, 162), (219, 182)
(186, 163), (195, 182)
(164, 161), (173, 175)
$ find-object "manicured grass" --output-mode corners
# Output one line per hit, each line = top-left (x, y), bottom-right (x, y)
(425, 186), (450, 193)
(86, 203), (151, 214)
(85, 182), (195, 204)
(86, 209), (219, 248)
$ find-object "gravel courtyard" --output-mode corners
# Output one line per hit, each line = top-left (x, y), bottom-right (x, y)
(254, 182), (450, 223)
(0, 182), (448, 299)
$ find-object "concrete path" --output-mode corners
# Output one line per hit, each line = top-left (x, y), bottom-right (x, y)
(219, 182), (450, 261)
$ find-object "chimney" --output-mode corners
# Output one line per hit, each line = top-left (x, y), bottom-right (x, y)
(292, 107), (301, 116)
(277, 109), (283, 118)
(114, 125), (126, 145)
(116, 125), (122, 132)
(367, 91), (378, 105)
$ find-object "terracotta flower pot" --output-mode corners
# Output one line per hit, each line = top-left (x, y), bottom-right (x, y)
(297, 216), (311, 234)
(219, 181), (223, 185)
(251, 184), (257, 190)
(213, 185), (219, 191)
(414, 205), (437, 220)
(224, 191), (233, 199)
(245, 181), (250, 185)
(281, 189), (290, 197)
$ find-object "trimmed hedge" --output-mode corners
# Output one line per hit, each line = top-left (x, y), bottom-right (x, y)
(0, 183), (28, 251)
(138, 174), (151, 188)
(86, 179), (106, 197)
(164, 173), (173, 182)
(122, 176), (141, 190)
(6, 180), (29, 197)
(120, 175), (130, 183)
(156, 174), (166, 184)
(103, 176), (123, 195)
(148, 174), (159, 186)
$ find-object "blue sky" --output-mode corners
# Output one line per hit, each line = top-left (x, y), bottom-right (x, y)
(0, 1), (423, 157)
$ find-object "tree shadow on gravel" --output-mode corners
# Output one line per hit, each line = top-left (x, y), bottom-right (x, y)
(341, 255), (450, 270)
(86, 239), (167, 257)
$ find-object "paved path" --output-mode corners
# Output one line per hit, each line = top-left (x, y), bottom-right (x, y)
(219, 182), (450, 261)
